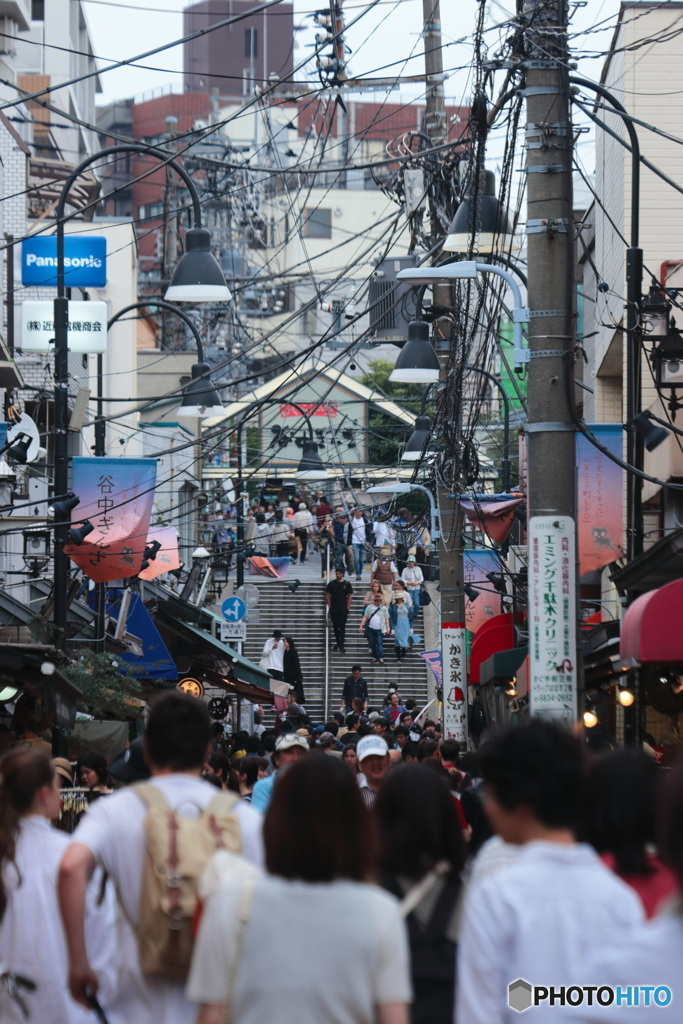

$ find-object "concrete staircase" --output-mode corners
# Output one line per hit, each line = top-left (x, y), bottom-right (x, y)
(242, 579), (430, 723)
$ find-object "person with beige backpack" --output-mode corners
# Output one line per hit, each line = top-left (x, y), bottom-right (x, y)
(58, 691), (264, 1024)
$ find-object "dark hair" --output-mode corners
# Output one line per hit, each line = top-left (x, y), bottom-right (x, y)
(351, 664), (362, 672)
(582, 749), (661, 875)
(357, 723), (373, 737)
(659, 759), (683, 884)
(323, 721), (339, 737)
(416, 737), (439, 762)
(256, 512), (266, 524)
(376, 765), (465, 878)
(346, 714), (360, 730)
(206, 752), (231, 781)
(145, 691), (211, 771)
(404, 699), (417, 711)
(237, 756), (262, 788)
(402, 740), (419, 761)
(77, 750), (109, 787)
(264, 753), (374, 882)
(479, 720), (583, 830)
(226, 769), (241, 793)
(245, 736), (261, 755)
(399, 712), (413, 724)
(440, 739), (460, 764)
(333, 713), (345, 726)
(0, 751), (54, 920)
(262, 734), (276, 754)
(393, 726), (408, 739)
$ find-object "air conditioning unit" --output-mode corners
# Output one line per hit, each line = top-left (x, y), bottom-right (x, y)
(368, 254), (421, 342)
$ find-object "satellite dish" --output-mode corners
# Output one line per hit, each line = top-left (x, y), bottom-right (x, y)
(236, 583), (259, 606)
(7, 414), (41, 463)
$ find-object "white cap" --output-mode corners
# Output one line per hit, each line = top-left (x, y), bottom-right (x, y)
(276, 732), (309, 752)
(356, 735), (389, 762)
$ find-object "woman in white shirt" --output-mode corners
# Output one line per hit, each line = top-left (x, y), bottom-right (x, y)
(189, 754), (411, 1024)
(401, 555), (424, 620)
(0, 750), (118, 1024)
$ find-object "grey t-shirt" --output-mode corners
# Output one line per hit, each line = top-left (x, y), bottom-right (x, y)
(187, 876), (411, 1022)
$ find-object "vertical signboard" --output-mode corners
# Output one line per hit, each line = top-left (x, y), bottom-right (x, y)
(529, 516), (577, 723)
(576, 424), (625, 575)
(441, 623), (468, 746)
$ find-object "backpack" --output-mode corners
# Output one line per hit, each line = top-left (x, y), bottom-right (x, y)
(133, 782), (242, 982)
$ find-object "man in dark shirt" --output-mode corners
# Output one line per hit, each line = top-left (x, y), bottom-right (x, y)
(342, 665), (368, 714)
(325, 567), (353, 653)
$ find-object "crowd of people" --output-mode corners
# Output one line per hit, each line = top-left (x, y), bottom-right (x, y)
(240, 491), (431, 581)
(1, 691), (682, 1023)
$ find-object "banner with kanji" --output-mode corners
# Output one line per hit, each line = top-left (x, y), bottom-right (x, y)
(441, 624), (468, 746)
(64, 458), (157, 582)
(463, 549), (502, 635)
(576, 424), (624, 575)
(138, 526), (181, 581)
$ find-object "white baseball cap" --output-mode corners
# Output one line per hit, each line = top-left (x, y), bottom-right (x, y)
(276, 732), (309, 752)
(356, 735), (389, 762)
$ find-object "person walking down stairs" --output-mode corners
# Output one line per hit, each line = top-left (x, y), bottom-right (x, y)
(360, 594), (391, 664)
(326, 568), (354, 654)
(293, 503), (313, 563)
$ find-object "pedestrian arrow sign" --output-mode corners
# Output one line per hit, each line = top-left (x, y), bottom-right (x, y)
(222, 596), (247, 622)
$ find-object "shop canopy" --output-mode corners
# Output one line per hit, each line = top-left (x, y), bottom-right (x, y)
(469, 612), (525, 685)
(620, 577), (683, 664)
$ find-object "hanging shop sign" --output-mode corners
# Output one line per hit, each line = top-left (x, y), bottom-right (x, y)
(21, 235), (107, 287)
(21, 300), (108, 353)
(177, 678), (204, 698)
(576, 424), (625, 576)
(138, 526), (181, 582)
(529, 516), (577, 723)
(463, 548), (502, 635)
(441, 623), (468, 746)
(64, 457), (157, 582)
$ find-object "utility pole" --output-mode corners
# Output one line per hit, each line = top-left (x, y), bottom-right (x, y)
(524, 0), (579, 722)
(421, 0), (468, 747)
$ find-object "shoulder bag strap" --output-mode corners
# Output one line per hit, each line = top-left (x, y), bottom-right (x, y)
(221, 879), (255, 1024)
(399, 860), (450, 918)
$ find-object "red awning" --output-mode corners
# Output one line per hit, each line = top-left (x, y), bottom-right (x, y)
(469, 612), (524, 684)
(620, 578), (683, 664)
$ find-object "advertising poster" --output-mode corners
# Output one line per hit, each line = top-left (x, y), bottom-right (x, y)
(463, 548), (503, 634)
(441, 624), (468, 746)
(529, 516), (577, 723)
(64, 458), (157, 582)
(576, 424), (625, 575)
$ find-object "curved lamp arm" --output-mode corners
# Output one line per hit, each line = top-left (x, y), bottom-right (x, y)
(107, 299), (204, 362)
(56, 143), (202, 297)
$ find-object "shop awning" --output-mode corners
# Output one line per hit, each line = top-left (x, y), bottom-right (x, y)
(105, 591), (177, 680)
(469, 612), (524, 685)
(610, 529), (683, 595)
(0, 645), (82, 730)
(479, 646), (528, 685)
(620, 578), (683, 664)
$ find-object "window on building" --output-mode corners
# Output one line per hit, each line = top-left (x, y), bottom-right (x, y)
(138, 202), (165, 220)
(31, 0), (44, 20)
(303, 208), (332, 239)
(245, 28), (258, 58)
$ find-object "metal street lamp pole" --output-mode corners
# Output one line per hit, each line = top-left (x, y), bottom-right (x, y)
(465, 365), (511, 493)
(53, 143), (208, 650)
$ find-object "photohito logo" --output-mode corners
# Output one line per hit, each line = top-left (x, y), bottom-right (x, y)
(508, 980), (672, 1012)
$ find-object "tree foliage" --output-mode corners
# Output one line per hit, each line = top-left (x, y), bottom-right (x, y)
(63, 651), (143, 719)
(359, 360), (428, 466)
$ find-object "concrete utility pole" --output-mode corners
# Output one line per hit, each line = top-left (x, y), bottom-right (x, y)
(421, 0), (468, 746)
(524, 0), (580, 722)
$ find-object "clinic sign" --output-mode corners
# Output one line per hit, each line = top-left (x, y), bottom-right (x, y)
(21, 236), (107, 287)
(529, 516), (577, 723)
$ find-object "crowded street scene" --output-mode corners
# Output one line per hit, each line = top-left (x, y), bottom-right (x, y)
(2, 0), (683, 1019)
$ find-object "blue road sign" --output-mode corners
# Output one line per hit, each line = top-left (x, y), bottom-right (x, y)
(22, 236), (107, 287)
(222, 596), (247, 622)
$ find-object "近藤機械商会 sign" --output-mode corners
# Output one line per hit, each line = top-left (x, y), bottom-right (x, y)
(21, 236), (107, 287)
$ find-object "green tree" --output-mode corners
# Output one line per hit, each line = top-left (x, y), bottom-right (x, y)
(359, 360), (428, 466)
(63, 650), (143, 719)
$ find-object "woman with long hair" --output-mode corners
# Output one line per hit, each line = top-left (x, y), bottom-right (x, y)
(341, 744), (359, 774)
(375, 765), (465, 1024)
(0, 750), (118, 1023)
(189, 754), (410, 1024)
(76, 750), (112, 800)
(283, 635), (305, 705)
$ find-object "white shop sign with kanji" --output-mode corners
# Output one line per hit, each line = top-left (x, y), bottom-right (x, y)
(442, 623), (468, 747)
(21, 300), (108, 353)
(529, 515), (577, 723)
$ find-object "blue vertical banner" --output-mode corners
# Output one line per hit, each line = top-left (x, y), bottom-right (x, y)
(576, 424), (625, 575)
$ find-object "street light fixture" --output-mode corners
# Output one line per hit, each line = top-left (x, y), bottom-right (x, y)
(296, 438), (328, 480)
(165, 227), (232, 304)
(397, 261), (529, 370)
(389, 320), (441, 383)
(402, 416), (432, 460)
(443, 170), (518, 254)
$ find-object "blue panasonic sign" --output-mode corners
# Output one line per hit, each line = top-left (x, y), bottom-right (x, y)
(21, 236), (107, 287)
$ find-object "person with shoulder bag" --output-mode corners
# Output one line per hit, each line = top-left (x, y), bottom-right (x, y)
(376, 764), (465, 1024)
(59, 691), (264, 1024)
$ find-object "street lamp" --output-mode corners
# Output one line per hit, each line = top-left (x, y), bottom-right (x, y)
(389, 319), (441, 383)
(367, 481), (439, 539)
(397, 260), (529, 370)
(442, 169), (518, 254)
(52, 143), (231, 650)
(402, 416), (432, 460)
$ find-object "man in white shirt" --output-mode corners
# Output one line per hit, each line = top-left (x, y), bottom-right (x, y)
(401, 554), (424, 619)
(262, 630), (285, 679)
(292, 502), (313, 563)
(457, 720), (644, 1024)
(58, 692), (264, 1024)
(372, 517), (395, 550)
(349, 508), (369, 580)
